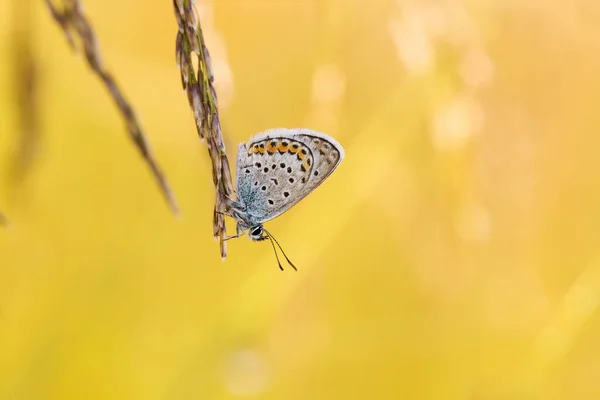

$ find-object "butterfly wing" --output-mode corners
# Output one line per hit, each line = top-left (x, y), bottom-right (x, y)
(235, 128), (344, 224)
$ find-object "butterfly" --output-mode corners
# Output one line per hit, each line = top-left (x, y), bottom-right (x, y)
(223, 128), (345, 270)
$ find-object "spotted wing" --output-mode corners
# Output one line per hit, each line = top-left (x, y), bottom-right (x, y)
(235, 128), (344, 224)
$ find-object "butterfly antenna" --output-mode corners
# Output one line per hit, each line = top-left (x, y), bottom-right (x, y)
(263, 229), (297, 271)
(265, 234), (284, 271)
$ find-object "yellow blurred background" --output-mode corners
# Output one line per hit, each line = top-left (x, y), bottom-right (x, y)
(2, 0), (600, 398)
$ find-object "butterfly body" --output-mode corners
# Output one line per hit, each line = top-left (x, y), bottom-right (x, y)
(224, 128), (344, 268)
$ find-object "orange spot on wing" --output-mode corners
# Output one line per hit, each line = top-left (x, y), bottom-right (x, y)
(278, 143), (289, 153)
(266, 141), (277, 154)
(249, 145), (260, 155)
(289, 144), (300, 154)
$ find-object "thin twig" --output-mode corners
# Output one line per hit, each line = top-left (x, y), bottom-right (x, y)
(10, 0), (40, 185)
(43, 0), (180, 215)
(174, 0), (234, 259)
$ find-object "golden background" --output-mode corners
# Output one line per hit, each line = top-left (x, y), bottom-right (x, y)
(1, 0), (600, 398)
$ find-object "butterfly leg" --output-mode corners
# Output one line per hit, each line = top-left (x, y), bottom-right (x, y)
(223, 233), (244, 241)
(254, 230), (269, 241)
(223, 222), (246, 241)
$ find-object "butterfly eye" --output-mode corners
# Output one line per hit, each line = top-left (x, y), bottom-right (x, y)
(251, 226), (263, 237)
